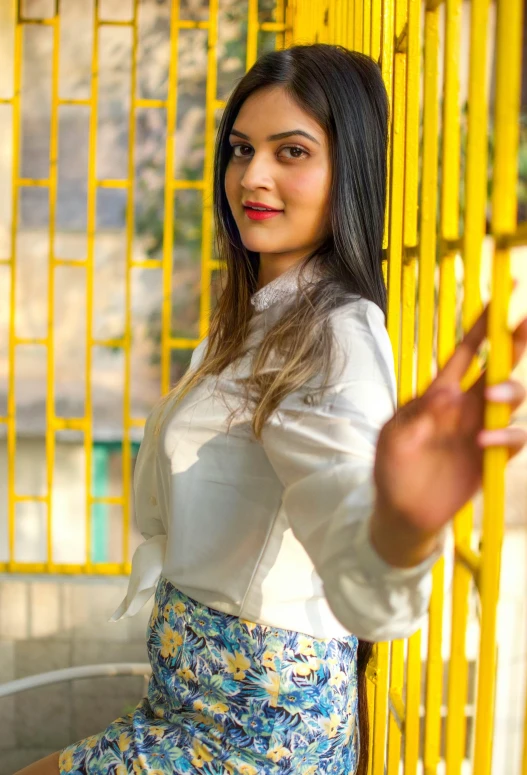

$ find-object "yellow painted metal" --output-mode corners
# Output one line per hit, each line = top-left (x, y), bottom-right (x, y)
(472, 0), (523, 772)
(4, 2), (527, 771)
(371, 641), (389, 775)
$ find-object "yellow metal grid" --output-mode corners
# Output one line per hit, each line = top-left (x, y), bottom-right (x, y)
(2, 0), (526, 771)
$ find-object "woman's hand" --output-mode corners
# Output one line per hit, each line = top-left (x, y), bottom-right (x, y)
(370, 306), (527, 568)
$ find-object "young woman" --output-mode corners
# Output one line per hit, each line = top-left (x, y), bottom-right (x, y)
(19, 44), (527, 775)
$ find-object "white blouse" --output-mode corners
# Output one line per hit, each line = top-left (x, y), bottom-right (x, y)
(111, 266), (443, 642)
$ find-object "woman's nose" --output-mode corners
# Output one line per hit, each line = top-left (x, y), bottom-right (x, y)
(240, 154), (273, 191)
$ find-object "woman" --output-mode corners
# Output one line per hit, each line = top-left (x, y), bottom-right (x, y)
(18, 44), (526, 775)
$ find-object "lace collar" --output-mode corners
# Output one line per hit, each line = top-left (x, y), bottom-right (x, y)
(250, 262), (320, 313)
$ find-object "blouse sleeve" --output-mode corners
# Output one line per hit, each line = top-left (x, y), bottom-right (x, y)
(260, 300), (444, 642)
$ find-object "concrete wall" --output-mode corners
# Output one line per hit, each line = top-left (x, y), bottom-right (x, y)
(0, 576), (151, 774)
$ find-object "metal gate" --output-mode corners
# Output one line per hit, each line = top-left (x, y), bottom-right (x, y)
(0, 0), (525, 773)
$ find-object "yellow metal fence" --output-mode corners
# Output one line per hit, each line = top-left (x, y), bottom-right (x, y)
(0, 0), (525, 772)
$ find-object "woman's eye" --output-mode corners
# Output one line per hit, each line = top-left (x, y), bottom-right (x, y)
(280, 146), (308, 160)
(231, 144), (253, 158)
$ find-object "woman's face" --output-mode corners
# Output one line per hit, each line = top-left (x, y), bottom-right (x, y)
(224, 86), (331, 275)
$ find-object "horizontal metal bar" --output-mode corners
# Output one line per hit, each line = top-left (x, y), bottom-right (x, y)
(395, 21), (408, 52)
(168, 338), (201, 349)
(209, 259), (226, 272)
(18, 178), (49, 187)
(58, 98), (91, 107)
(214, 100), (226, 110)
(496, 223), (527, 249)
(0, 417), (8, 424)
(0, 258), (12, 265)
(425, 0), (444, 9)
(0, 98), (13, 105)
(14, 337), (47, 346)
(0, 663), (152, 699)
(173, 179), (205, 190)
(0, 561), (128, 575)
(260, 22), (289, 32)
(135, 98), (167, 109)
(91, 338), (125, 348)
(455, 542), (481, 583)
(178, 20), (210, 30)
(389, 689), (406, 733)
(97, 179), (130, 189)
(14, 495), (48, 503)
(131, 259), (162, 269)
(19, 17), (55, 25)
(52, 417), (87, 432)
(129, 417), (146, 428)
(53, 258), (87, 267)
(98, 19), (133, 27)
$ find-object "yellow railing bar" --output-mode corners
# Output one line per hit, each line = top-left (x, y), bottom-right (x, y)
(14, 495), (49, 503)
(97, 179), (130, 189)
(372, 641), (390, 775)
(523, 683), (527, 775)
(129, 417), (146, 428)
(247, 0), (259, 69)
(388, 688), (405, 733)
(18, 17), (54, 25)
(18, 178), (49, 186)
(119, 0), (140, 575)
(261, 21), (289, 32)
(168, 338), (201, 349)
(454, 542), (481, 583)
(199, 0), (218, 340)
(0, 562), (128, 575)
(354, 0), (363, 52)
(473, 0), (523, 771)
(98, 20), (134, 27)
(44, 3), (60, 573)
(92, 338), (125, 348)
(161, 0), (180, 395)
(58, 98), (91, 106)
(178, 20), (209, 29)
(53, 259), (87, 267)
(14, 337), (48, 345)
(85, 0), (100, 574)
(403, 0), (419, 249)
(380, 0), (394, 251)
(52, 418), (88, 431)
(135, 98), (167, 109)
(90, 496), (124, 506)
(131, 259), (163, 269)
(362, 0), (371, 55)
(370, 0), (381, 59)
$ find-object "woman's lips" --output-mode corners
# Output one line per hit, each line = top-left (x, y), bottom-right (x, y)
(244, 207), (282, 221)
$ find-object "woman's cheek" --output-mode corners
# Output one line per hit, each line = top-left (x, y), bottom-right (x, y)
(287, 169), (331, 206)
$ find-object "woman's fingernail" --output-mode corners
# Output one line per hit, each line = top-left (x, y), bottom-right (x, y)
(485, 382), (515, 402)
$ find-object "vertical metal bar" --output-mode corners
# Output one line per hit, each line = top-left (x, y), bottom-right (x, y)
(372, 641), (390, 775)
(46, 0), (60, 571)
(121, 0), (139, 573)
(418, 6), (441, 769)
(199, 0), (218, 339)
(403, 0), (420, 250)
(442, 2), (472, 772)
(246, 0), (258, 70)
(370, 0), (382, 61)
(7, 1), (22, 571)
(161, 0), (179, 396)
(380, 0), (394, 251)
(362, 0), (371, 55)
(386, 0), (406, 395)
(473, 0), (523, 772)
(354, 0), (363, 52)
(85, 0), (99, 572)
(404, 631), (421, 773)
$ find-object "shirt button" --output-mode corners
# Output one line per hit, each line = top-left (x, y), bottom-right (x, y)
(150, 495), (157, 506)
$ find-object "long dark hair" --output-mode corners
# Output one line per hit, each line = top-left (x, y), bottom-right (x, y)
(159, 44), (389, 772)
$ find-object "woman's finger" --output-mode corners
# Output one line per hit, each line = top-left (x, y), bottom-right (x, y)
(485, 379), (526, 408)
(477, 426), (527, 459)
(434, 305), (488, 388)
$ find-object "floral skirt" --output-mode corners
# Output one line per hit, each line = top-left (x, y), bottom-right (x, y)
(59, 577), (359, 774)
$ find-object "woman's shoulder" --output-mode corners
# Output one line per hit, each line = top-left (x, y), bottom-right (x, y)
(327, 296), (395, 386)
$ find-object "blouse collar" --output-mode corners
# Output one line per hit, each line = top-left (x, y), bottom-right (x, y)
(250, 261), (321, 313)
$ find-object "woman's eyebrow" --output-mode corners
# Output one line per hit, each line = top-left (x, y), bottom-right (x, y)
(229, 128), (320, 145)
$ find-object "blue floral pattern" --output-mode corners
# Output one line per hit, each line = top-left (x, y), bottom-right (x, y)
(59, 578), (359, 774)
